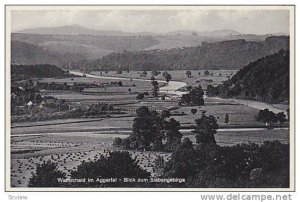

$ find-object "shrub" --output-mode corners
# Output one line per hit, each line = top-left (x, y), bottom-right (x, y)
(191, 108), (197, 114)
(164, 141), (289, 188)
(29, 160), (66, 187)
(71, 151), (150, 181)
(136, 93), (145, 100)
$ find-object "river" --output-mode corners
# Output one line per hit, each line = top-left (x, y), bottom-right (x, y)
(69, 70), (187, 96)
(69, 70), (287, 115)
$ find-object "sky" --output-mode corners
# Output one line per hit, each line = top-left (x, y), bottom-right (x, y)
(11, 9), (290, 35)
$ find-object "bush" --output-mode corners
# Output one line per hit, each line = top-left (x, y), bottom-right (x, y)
(117, 81), (123, 86)
(29, 160), (66, 187)
(71, 151), (150, 183)
(191, 108), (197, 114)
(116, 69), (122, 74)
(113, 137), (122, 146)
(164, 141), (289, 188)
(136, 93), (145, 100)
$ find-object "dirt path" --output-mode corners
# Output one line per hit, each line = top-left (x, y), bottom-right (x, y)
(212, 97), (288, 116)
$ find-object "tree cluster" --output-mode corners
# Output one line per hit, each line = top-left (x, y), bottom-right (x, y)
(151, 76), (159, 97)
(179, 85), (205, 106)
(29, 139), (289, 188)
(29, 151), (150, 187)
(257, 108), (287, 124)
(77, 36), (289, 72)
(11, 64), (70, 81)
(192, 114), (218, 145)
(118, 107), (182, 151)
(206, 50), (289, 104)
(164, 140), (289, 188)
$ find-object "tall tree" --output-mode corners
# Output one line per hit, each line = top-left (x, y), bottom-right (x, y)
(164, 118), (183, 150)
(132, 106), (156, 149)
(180, 85), (204, 106)
(193, 114), (218, 145)
(151, 78), (159, 97)
(224, 114), (229, 124)
(186, 70), (192, 78)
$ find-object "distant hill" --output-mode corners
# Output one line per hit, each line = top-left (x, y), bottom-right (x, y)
(11, 40), (64, 65)
(72, 36), (289, 71)
(207, 49), (289, 104)
(17, 25), (134, 36)
(11, 33), (160, 65)
(12, 26), (280, 66)
(11, 25), (288, 68)
(165, 29), (240, 36)
(201, 29), (241, 36)
(17, 25), (241, 37)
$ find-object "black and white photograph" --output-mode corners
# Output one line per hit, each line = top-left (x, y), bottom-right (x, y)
(5, 5), (295, 191)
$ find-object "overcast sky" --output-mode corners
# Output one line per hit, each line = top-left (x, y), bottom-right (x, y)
(11, 9), (290, 35)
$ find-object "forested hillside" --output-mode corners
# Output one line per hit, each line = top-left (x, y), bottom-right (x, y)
(11, 33), (160, 65)
(70, 36), (289, 71)
(11, 41), (64, 65)
(206, 49), (289, 104)
(11, 64), (70, 81)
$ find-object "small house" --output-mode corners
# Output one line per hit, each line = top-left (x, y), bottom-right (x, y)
(27, 101), (33, 108)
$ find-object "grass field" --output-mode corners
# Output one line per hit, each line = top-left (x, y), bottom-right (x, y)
(37, 69), (236, 106)
(39, 75), (161, 104)
(11, 69), (289, 187)
(11, 132), (172, 187)
(91, 70), (237, 89)
(11, 127), (288, 187)
(91, 70), (236, 82)
(174, 102), (261, 126)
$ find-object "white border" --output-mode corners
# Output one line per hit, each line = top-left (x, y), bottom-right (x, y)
(4, 4), (296, 192)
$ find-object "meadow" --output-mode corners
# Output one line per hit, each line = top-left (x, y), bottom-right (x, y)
(10, 69), (289, 187)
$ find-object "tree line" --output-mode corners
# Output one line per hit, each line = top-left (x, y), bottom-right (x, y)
(66, 36), (289, 72)
(206, 50), (289, 104)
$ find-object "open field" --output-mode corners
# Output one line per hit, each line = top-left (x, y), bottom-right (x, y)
(11, 131), (172, 187)
(38, 74), (166, 105)
(173, 102), (261, 126)
(91, 70), (236, 82)
(34, 70), (238, 106)
(11, 69), (290, 187)
(11, 127), (288, 187)
(91, 70), (237, 87)
(10, 95), (266, 135)
(11, 117), (133, 135)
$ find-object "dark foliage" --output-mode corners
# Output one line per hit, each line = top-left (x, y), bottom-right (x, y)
(206, 50), (289, 104)
(193, 114), (218, 144)
(11, 64), (70, 81)
(136, 92), (145, 100)
(73, 36), (289, 71)
(180, 85), (204, 106)
(151, 78), (159, 97)
(165, 140), (289, 188)
(191, 108), (197, 114)
(257, 108), (287, 124)
(29, 160), (66, 187)
(70, 151), (150, 186)
(224, 114), (229, 124)
(125, 106), (182, 151)
(11, 40), (64, 66)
